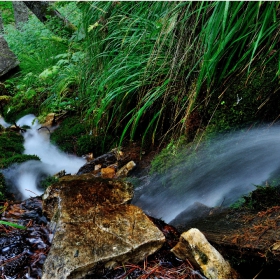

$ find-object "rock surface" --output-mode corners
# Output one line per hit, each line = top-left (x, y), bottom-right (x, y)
(0, 36), (19, 77)
(42, 113), (56, 127)
(171, 228), (237, 279)
(116, 160), (136, 178)
(77, 151), (118, 175)
(41, 174), (165, 279)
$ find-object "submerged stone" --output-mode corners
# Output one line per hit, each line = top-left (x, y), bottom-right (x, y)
(42, 174), (165, 279)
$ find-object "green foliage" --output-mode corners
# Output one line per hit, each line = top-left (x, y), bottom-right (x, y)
(3, 12), (76, 118)
(3, 2), (86, 119)
(78, 1), (280, 147)
(51, 116), (114, 156)
(79, 2), (183, 145)
(4, 106), (38, 124)
(40, 175), (59, 190)
(0, 154), (40, 169)
(0, 1), (14, 25)
(0, 220), (26, 230)
(0, 131), (24, 161)
(0, 173), (7, 200)
(231, 185), (280, 211)
(2, 1), (280, 153)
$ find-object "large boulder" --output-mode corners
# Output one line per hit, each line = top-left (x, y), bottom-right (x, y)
(0, 36), (19, 77)
(42, 174), (165, 279)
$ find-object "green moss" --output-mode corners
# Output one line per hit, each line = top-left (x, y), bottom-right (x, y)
(40, 175), (59, 190)
(0, 173), (7, 200)
(4, 106), (39, 124)
(51, 116), (114, 157)
(198, 250), (208, 265)
(150, 136), (193, 175)
(0, 154), (40, 169)
(0, 130), (40, 168)
(204, 60), (279, 135)
(0, 131), (24, 160)
(231, 185), (280, 211)
(50, 116), (86, 154)
(0, 1), (14, 25)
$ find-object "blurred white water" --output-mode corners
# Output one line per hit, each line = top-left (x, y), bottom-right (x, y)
(0, 117), (10, 128)
(2, 114), (86, 200)
(132, 125), (280, 224)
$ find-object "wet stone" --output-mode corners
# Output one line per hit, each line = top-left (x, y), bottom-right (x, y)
(0, 197), (52, 279)
(42, 174), (165, 279)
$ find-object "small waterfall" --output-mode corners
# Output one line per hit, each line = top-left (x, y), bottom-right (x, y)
(132, 125), (280, 224)
(1, 114), (86, 200)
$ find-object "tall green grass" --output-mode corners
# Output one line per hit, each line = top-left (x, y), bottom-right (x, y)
(4, 1), (280, 150)
(79, 1), (280, 147)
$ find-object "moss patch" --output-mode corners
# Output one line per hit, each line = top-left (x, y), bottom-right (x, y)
(0, 131), (24, 161)
(0, 130), (41, 199)
(202, 59), (279, 135)
(50, 116), (113, 157)
(0, 173), (7, 200)
(1, 154), (40, 169)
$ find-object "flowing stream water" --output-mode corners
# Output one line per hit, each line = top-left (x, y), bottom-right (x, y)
(1, 114), (86, 200)
(2, 114), (280, 226)
(132, 124), (280, 224)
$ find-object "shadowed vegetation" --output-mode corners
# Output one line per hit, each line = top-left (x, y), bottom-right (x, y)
(2, 1), (280, 154)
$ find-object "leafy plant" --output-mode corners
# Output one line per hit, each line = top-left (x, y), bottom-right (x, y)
(3, 1), (280, 156)
(0, 220), (26, 230)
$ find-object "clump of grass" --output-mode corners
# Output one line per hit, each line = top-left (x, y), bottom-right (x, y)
(79, 1), (280, 148)
(3, 1), (280, 152)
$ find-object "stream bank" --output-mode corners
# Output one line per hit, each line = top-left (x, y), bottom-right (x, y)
(1, 113), (280, 278)
(1, 173), (280, 279)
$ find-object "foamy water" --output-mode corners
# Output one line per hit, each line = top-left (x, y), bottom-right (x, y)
(2, 114), (86, 200)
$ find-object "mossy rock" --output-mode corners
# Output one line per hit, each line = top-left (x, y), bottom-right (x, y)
(202, 59), (279, 134)
(0, 130), (40, 169)
(39, 175), (59, 190)
(51, 116), (113, 157)
(242, 185), (280, 211)
(0, 95), (11, 106)
(3, 105), (39, 124)
(0, 131), (24, 160)
(0, 172), (7, 200)
(0, 154), (40, 169)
